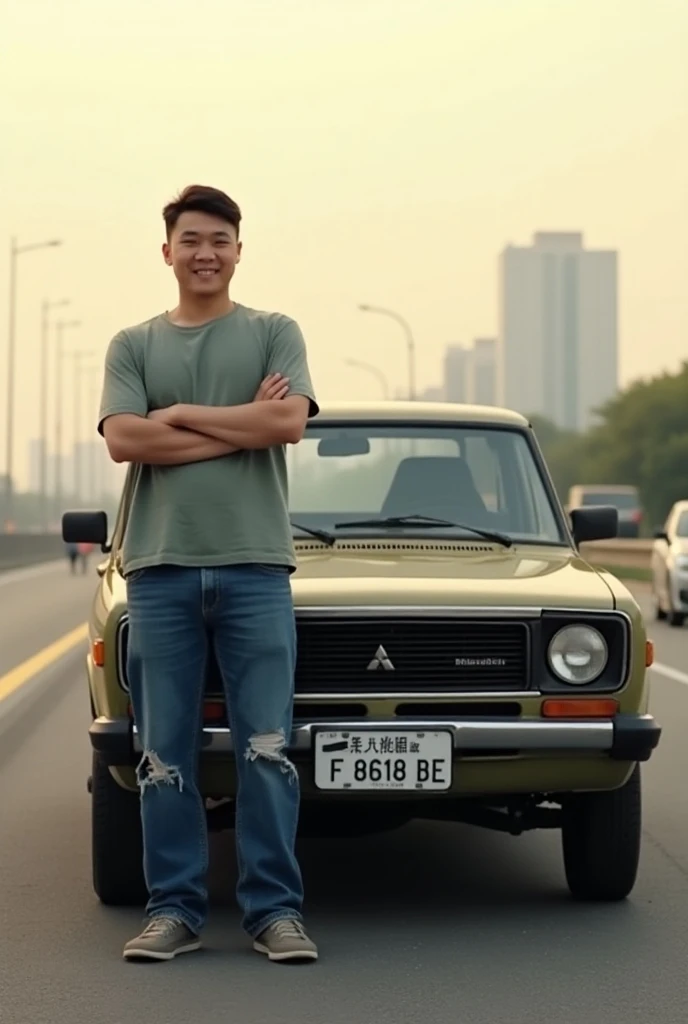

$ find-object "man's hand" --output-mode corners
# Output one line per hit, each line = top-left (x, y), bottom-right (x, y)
(147, 406), (178, 426)
(147, 374), (290, 427)
(253, 373), (290, 402)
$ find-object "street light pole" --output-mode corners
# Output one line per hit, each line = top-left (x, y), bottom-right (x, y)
(54, 319), (81, 514)
(72, 350), (96, 503)
(345, 357), (390, 399)
(4, 236), (62, 527)
(357, 303), (416, 400)
(83, 365), (101, 503)
(40, 298), (70, 530)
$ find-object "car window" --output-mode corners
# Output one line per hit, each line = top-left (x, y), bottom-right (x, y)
(287, 423), (566, 544)
(675, 510), (688, 537)
(580, 491), (639, 509)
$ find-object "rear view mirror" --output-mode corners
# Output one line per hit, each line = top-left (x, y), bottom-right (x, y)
(62, 509), (109, 550)
(317, 435), (371, 457)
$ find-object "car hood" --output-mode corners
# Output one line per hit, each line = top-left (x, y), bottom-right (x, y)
(107, 541), (615, 610)
(290, 540), (615, 609)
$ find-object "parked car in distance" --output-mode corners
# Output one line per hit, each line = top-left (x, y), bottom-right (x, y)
(650, 499), (688, 627)
(567, 485), (643, 538)
(63, 401), (661, 910)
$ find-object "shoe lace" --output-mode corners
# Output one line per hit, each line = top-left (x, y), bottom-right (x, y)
(272, 919), (308, 940)
(141, 917), (183, 939)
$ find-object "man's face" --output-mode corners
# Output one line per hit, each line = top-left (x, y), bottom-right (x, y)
(162, 210), (242, 296)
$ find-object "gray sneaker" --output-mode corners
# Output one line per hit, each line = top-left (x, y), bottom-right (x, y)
(123, 916), (201, 961)
(253, 919), (318, 962)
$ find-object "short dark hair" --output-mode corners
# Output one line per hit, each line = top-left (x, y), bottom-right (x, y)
(162, 185), (242, 238)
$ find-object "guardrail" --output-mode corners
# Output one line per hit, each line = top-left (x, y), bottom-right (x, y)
(0, 534), (66, 571)
(580, 539), (653, 570)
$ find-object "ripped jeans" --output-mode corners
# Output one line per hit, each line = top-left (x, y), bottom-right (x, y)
(125, 563), (303, 938)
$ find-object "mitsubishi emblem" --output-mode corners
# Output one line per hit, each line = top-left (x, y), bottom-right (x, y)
(367, 645), (395, 671)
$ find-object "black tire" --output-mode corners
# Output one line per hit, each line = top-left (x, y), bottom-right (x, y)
(91, 752), (148, 906)
(668, 610), (685, 628)
(561, 765), (642, 901)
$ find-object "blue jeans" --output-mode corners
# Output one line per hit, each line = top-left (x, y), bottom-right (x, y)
(125, 564), (303, 938)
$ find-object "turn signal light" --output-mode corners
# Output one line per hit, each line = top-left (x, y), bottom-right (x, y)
(92, 639), (105, 667)
(645, 640), (654, 667)
(203, 701), (226, 722)
(542, 698), (619, 718)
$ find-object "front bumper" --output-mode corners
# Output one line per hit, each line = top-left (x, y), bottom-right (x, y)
(90, 713), (662, 766)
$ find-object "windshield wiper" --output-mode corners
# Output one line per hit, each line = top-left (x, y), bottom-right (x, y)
(333, 514), (513, 548)
(290, 520), (336, 546)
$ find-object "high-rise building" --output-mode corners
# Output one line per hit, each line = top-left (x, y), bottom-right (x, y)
(470, 338), (497, 406)
(418, 386), (444, 402)
(499, 231), (618, 431)
(28, 439), (43, 493)
(443, 344), (470, 403)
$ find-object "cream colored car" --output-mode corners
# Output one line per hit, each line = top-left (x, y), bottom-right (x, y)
(63, 401), (661, 908)
(651, 499), (688, 627)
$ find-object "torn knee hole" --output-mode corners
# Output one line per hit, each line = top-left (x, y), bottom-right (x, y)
(136, 750), (184, 791)
(244, 730), (297, 780)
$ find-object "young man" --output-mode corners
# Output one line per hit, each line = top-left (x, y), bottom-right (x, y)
(98, 184), (319, 964)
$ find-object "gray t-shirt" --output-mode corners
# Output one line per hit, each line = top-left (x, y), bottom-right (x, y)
(98, 304), (318, 575)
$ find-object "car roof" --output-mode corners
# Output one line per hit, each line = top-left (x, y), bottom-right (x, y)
(311, 400), (530, 427)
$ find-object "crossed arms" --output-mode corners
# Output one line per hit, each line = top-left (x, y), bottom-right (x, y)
(102, 374), (310, 466)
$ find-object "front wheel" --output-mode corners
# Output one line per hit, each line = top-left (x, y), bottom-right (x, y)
(91, 752), (148, 906)
(561, 765), (641, 901)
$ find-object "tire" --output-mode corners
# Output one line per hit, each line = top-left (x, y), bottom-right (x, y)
(668, 610), (685, 628)
(561, 765), (642, 901)
(91, 752), (148, 906)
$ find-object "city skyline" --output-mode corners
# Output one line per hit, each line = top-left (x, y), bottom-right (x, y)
(2, 2), (685, 490)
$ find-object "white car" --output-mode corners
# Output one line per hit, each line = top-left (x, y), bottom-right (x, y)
(651, 500), (688, 626)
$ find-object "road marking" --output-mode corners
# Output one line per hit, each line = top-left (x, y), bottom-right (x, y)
(652, 662), (688, 687)
(0, 623), (88, 704)
(0, 560), (64, 588)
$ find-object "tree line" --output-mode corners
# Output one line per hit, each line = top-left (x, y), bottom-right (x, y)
(529, 360), (688, 532)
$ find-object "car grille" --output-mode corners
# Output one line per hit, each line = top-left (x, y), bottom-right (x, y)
(294, 617), (529, 693)
(117, 615), (529, 695)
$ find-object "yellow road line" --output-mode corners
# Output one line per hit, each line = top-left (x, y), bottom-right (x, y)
(0, 623), (88, 704)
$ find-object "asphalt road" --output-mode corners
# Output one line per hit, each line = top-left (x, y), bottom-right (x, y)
(1, 564), (687, 1024)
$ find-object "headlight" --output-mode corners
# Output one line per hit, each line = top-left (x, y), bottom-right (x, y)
(674, 555), (688, 572)
(547, 625), (608, 684)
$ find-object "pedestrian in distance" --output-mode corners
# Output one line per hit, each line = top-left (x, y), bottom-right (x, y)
(98, 184), (319, 964)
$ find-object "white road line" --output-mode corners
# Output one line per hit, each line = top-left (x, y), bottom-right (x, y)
(0, 560), (64, 588)
(652, 662), (688, 687)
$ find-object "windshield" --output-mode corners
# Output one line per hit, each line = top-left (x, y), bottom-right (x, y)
(580, 491), (639, 509)
(287, 423), (567, 544)
(676, 510), (688, 537)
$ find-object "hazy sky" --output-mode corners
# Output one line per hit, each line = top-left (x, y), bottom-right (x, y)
(2, 0), (686, 490)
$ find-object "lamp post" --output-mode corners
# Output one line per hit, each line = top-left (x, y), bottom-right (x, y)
(357, 303), (416, 401)
(345, 357), (390, 399)
(5, 236), (62, 526)
(82, 364), (102, 503)
(40, 298), (70, 529)
(72, 350), (97, 503)
(54, 319), (81, 514)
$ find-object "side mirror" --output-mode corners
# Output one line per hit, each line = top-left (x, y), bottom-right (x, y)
(62, 509), (109, 551)
(653, 527), (669, 542)
(570, 505), (618, 544)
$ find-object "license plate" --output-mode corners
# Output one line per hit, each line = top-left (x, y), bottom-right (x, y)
(314, 730), (453, 791)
